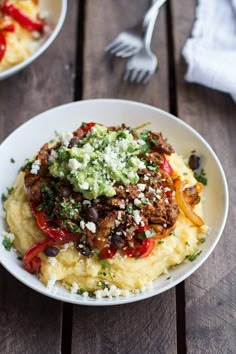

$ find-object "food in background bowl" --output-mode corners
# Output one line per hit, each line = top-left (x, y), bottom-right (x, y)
(0, 0), (48, 72)
(3, 121), (208, 298)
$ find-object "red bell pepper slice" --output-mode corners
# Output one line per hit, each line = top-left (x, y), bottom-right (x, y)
(81, 122), (96, 133)
(35, 209), (73, 239)
(23, 234), (79, 274)
(0, 32), (6, 62)
(122, 238), (155, 259)
(2, 1), (44, 32)
(99, 246), (117, 259)
(160, 156), (173, 176)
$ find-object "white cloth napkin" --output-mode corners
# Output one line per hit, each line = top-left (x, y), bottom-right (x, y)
(183, 0), (236, 101)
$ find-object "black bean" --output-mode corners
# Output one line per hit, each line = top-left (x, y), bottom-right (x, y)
(58, 186), (72, 198)
(77, 244), (91, 257)
(86, 207), (99, 223)
(188, 154), (200, 170)
(69, 136), (80, 147)
(44, 246), (59, 257)
(111, 233), (126, 250)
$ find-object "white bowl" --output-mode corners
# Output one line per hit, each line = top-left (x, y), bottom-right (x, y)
(0, 0), (67, 80)
(0, 99), (229, 305)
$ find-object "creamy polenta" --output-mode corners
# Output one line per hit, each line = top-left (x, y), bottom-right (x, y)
(0, 0), (45, 72)
(4, 152), (207, 295)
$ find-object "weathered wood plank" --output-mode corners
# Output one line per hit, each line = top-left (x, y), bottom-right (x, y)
(0, 1), (78, 353)
(72, 1), (177, 354)
(172, 0), (236, 352)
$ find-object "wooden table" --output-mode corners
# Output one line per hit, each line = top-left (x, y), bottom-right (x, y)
(0, 1), (235, 353)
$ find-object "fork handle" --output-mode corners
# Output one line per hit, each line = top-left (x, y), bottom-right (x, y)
(143, 0), (167, 28)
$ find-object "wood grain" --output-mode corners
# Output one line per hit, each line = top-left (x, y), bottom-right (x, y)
(72, 1), (177, 354)
(172, 0), (236, 352)
(0, 1), (78, 353)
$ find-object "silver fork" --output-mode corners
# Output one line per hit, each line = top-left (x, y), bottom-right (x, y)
(124, 0), (166, 84)
(105, 0), (163, 58)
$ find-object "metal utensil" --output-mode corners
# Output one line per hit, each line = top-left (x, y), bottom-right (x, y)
(105, 0), (165, 58)
(124, 0), (166, 83)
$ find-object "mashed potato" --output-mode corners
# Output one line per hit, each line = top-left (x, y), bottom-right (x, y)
(4, 153), (207, 294)
(0, 0), (43, 72)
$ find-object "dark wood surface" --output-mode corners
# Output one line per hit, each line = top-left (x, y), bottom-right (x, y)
(0, 1), (235, 353)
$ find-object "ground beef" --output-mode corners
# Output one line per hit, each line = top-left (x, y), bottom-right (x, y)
(149, 132), (175, 155)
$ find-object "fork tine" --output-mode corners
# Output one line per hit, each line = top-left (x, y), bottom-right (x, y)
(118, 47), (139, 58)
(143, 72), (152, 84)
(115, 45), (131, 57)
(123, 68), (132, 81)
(110, 43), (127, 55)
(135, 70), (147, 84)
(105, 40), (121, 52)
(130, 69), (139, 83)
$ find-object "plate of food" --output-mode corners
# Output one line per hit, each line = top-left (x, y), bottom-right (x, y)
(0, 99), (228, 305)
(0, 0), (67, 79)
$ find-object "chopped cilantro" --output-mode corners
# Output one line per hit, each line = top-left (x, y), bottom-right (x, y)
(10, 158), (15, 163)
(7, 187), (15, 195)
(1, 193), (7, 202)
(23, 159), (33, 170)
(185, 250), (202, 262)
(166, 276), (171, 280)
(185, 241), (190, 246)
(183, 172), (188, 176)
(98, 281), (109, 289)
(199, 237), (206, 244)
(194, 169), (207, 186)
(139, 228), (156, 240)
(127, 204), (133, 215)
(158, 240), (164, 244)
(134, 254), (140, 260)
(2, 237), (14, 251)
(146, 161), (158, 171)
(100, 259), (110, 269)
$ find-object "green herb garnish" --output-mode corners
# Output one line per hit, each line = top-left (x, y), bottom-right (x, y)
(185, 250), (202, 262)
(2, 237), (14, 251)
(10, 158), (15, 163)
(194, 169), (207, 186)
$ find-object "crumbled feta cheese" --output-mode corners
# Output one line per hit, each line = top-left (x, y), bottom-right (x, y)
(2, 231), (15, 241)
(30, 159), (41, 175)
(83, 200), (91, 205)
(60, 132), (73, 147)
(115, 219), (121, 227)
(134, 198), (141, 207)
(143, 175), (149, 181)
(133, 210), (142, 225)
(117, 211), (123, 220)
(47, 273), (57, 289)
(60, 242), (74, 252)
(48, 257), (57, 266)
(71, 282), (79, 294)
(49, 149), (58, 162)
(79, 182), (89, 190)
(86, 222), (96, 233)
(137, 183), (146, 192)
(80, 220), (85, 230)
(68, 158), (82, 170)
(138, 192), (145, 199)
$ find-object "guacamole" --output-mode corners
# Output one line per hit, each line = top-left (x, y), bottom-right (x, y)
(49, 124), (146, 199)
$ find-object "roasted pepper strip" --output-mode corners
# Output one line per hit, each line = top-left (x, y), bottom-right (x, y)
(175, 179), (204, 227)
(23, 234), (79, 274)
(0, 32), (6, 62)
(2, 1), (44, 32)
